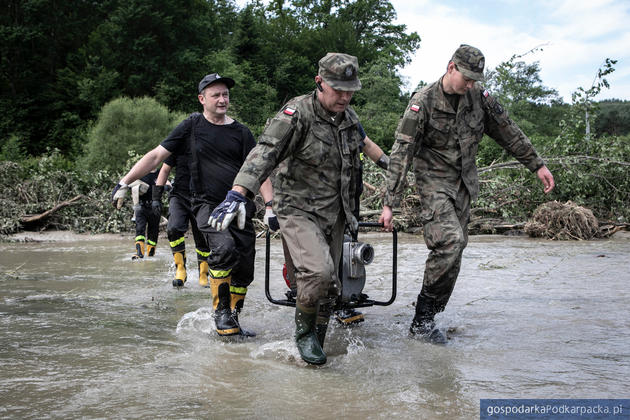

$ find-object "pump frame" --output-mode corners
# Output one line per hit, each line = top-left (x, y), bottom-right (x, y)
(264, 222), (397, 309)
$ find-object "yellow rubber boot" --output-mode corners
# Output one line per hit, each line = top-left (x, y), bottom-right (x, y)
(146, 244), (156, 257)
(230, 287), (255, 337)
(132, 241), (145, 260)
(172, 251), (187, 287)
(198, 260), (209, 288)
(210, 274), (239, 336)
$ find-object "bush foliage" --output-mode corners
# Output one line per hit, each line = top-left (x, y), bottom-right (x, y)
(80, 97), (186, 174)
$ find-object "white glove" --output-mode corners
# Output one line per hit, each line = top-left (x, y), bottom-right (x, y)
(264, 208), (280, 232)
(111, 182), (129, 209)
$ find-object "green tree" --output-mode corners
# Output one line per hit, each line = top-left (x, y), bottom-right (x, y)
(555, 58), (617, 153)
(80, 97), (184, 174)
(353, 57), (409, 151)
(0, 0), (113, 157)
(230, 0), (420, 109)
(478, 46), (564, 167)
(483, 46), (563, 137)
(594, 100), (630, 136)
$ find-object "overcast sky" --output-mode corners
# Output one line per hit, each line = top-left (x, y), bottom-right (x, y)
(389, 0), (630, 102)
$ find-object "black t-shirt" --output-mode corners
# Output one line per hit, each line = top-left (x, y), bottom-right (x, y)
(139, 171), (158, 203)
(164, 149), (191, 196)
(160, 113), (256, 203)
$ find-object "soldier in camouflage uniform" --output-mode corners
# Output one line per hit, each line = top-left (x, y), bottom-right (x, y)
(210, 53), (364, 365)
(379, 44), (555, 343)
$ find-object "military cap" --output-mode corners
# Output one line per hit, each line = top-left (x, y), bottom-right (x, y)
(198, 73), (235, 93)
(318, 53), (362, 91)
(451, 44), (485, 81)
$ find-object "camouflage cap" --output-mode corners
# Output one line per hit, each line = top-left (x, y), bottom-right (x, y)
(318, 53), (362, 91)
(451, 44), (485, 81)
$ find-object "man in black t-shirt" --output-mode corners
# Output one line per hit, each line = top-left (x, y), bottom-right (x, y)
(111, 74), (275, 337)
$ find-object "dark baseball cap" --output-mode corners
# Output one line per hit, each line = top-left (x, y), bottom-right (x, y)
(198, 73), (235, 93)
(451, 44), (485, 81)
(318, 53), (361, 91)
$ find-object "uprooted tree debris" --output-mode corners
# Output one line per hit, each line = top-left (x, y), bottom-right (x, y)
(525, 201), (600, 240)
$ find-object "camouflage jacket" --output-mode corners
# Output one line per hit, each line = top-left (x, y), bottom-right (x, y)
(384, 78), (545, 207)
(233, 91), (363, 233)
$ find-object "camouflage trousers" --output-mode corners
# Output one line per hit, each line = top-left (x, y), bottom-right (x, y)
(278, 211), (345, 308)
(418, 183), (470, 313)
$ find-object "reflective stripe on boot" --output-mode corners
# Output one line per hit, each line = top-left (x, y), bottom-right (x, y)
(230, 287), (255, 337)
(172, 251), (187, 287)
(210, 274), (240, 336)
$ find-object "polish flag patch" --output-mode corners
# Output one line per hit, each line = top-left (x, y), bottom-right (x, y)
(410, 104), (420, 113)
(283, 107), (296, 116)
(483, 90), (490, 97)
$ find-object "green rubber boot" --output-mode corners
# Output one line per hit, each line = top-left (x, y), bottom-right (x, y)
(315, 300), (333, 347)
(295, 304), (327, 365)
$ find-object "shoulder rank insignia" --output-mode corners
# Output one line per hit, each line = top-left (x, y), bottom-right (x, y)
(283, 107), (296, 116)
(410, 104), (420, 113)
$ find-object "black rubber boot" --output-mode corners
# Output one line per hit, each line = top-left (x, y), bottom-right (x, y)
(409, 318), (447, 344)
(409, 294), (447, 344)
(214, 308), (240, 336)
(295, 304), (327, 365)
(211, 276), (239, 336)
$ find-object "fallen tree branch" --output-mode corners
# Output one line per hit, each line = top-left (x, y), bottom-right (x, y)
(479, 155), (630, 174)
(20, 195), (84, 224)
(362, 180), (377, 192)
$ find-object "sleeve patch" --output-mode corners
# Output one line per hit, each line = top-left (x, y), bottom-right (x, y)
(283, 107), (296, 116)
(483, 90), (490, 97)
(410, 104), (420, 113)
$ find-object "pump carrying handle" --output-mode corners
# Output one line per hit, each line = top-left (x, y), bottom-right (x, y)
(264, 222), (397, 308)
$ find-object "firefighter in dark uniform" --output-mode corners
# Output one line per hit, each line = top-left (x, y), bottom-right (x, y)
(153, 153), (211, 288)
(130, 170), (160, 259)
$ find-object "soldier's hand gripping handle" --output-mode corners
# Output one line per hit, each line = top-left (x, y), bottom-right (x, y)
(209, 190), (247, 231)
(111, 182), (129, 209)
(264, 208), (280, 232)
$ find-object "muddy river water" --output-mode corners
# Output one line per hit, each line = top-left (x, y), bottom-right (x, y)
(1, 231), (629, 419)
